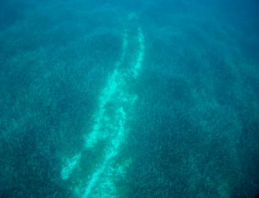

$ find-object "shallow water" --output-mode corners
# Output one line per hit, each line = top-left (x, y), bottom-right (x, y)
(0, 0), (259, 197)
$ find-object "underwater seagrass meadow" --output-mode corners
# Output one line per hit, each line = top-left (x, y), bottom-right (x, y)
(0, 0), (259, 197)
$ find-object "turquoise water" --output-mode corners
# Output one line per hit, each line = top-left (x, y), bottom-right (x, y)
(0, 0), (259, 197)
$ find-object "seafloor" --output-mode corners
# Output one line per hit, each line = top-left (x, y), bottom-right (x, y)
(0, 1), (258, 198)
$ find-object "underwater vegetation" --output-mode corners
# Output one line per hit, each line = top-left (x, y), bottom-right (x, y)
(0, 0), (259, 197)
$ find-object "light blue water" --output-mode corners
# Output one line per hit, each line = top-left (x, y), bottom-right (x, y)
(0, 0), (258, 197)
